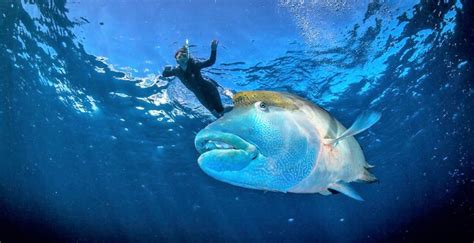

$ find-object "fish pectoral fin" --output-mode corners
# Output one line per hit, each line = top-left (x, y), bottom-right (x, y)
(323, 111), (381, 145)
(328, 182), (364, 201)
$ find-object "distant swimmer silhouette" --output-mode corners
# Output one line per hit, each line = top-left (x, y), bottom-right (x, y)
(162, 40), (233, 117)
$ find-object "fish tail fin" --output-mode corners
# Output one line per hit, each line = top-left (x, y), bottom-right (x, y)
(323, 111), (381, 145)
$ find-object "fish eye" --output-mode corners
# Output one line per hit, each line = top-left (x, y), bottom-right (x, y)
(255, 101), (268, 111)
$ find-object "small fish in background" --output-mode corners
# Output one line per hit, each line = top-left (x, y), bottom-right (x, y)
(195, 90), (381, 201)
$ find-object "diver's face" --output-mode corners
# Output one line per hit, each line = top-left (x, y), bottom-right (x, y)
(176, 52), (189, 66)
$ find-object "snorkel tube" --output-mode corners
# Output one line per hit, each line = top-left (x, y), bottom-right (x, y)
(183, 39), (190, 57)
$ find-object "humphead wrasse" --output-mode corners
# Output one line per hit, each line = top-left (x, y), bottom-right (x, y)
(194, 91), (381, 201)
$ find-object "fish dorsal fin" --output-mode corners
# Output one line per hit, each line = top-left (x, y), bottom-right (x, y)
(323, 111), (381, 145)
(328, 182), (364, 201)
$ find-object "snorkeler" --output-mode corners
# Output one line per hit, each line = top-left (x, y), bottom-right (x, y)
(162, 40), (231, 117)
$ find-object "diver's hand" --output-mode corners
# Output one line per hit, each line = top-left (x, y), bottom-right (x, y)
(211, 40), (218, 51)
(164, 65), (172, 71)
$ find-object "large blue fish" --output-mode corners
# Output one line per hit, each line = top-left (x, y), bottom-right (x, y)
(194, 91), (380, 201)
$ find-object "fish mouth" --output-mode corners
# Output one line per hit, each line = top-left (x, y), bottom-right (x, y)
(195, 130), (259, 172)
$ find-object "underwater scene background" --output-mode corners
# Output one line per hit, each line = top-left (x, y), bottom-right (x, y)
(1, 0), (473, 241)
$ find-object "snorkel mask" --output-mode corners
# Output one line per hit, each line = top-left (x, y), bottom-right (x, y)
(175, 39), (190, 61)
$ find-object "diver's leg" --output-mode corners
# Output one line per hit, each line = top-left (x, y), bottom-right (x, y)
(223, 106), (233, 113)
(194, 91), (221, 118)
(207, 78), (221, 88)
(204, 82), (225, 114)
(210, 109), (223, 118)
(194, 80), (226, 117)
(208, 78), (234, 99)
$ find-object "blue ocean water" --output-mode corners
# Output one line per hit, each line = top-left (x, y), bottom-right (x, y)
(1, 0), (473, 241)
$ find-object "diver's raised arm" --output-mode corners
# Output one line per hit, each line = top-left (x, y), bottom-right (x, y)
(197, 40), (218, 68)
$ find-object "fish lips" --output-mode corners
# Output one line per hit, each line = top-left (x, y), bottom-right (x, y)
(195, 130), (259, 172)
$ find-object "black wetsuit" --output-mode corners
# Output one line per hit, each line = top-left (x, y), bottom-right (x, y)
(162, 50), (224, 114)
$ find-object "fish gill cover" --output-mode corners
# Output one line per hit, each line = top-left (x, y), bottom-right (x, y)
(0, 0), (473, 241)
